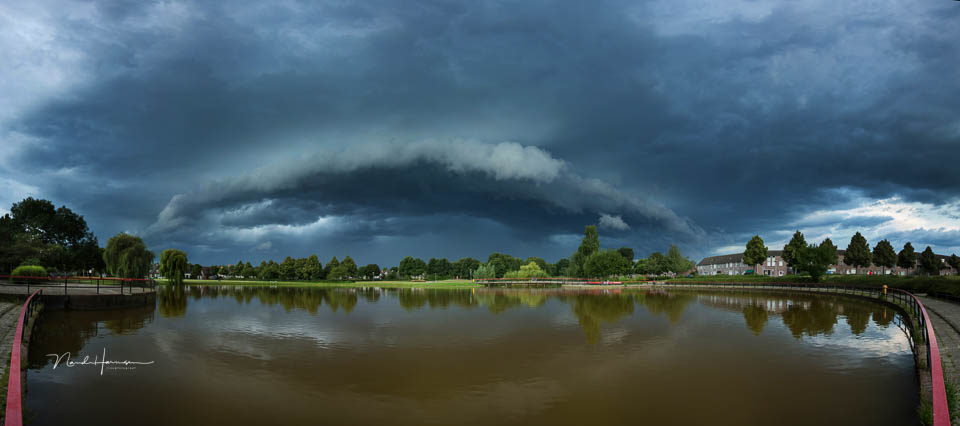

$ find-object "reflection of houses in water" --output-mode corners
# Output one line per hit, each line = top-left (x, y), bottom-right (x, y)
(695, 293), (810, 315)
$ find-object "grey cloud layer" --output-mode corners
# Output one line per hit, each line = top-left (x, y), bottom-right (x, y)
(2, 0), (959, 263)
(146, 140), (702, 247)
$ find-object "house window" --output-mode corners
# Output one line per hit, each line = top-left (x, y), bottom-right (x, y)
(778, 261), (783, 267)
(779, 270), (784, 277)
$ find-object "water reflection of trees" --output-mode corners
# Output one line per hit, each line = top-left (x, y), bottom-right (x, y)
(742, 304), (768, 336)
(158, 285), (188, 317)
(692, 291), (900, 337)
(566, 293), (635, 344)
(28, 304), (156, 368)
(635, 292), (695, 325)
(164, 286), (366, 315)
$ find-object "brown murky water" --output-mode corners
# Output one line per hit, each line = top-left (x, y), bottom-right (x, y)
(26, 287), (918, 425)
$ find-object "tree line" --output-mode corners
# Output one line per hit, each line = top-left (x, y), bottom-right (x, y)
(742, 231), (959, 282)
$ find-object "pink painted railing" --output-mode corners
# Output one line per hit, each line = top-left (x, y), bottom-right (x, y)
(4, 290), (42, 426)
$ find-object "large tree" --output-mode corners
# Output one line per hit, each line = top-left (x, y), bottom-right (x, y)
(782, 231), (806, 272)
(359, 264), (381, 279)
(871, 239), (897, 275)
(159, 249), (189, 286)
(643, 252), (668, 275)
(103, 233), (154, 279)
(897, 242), (917, 270)
(617, 247), (635, 263)
(303, 254), (323, 280)
(341, 256), (358, 277)
(190, 263), (202, 278)
(280, 256), (297, 280)
(843, 232), (872, 270)
(794, 239), (838, 283)
(452, 258), (481, 279)
(918, 246), (944, 276)
(584, 249), (632, 278)
(0, 198), (100, 273)
(570, 225), (599, 278)
(426, 257), (452, 279)
(324, 256), (340, 278)
(524, 257), (549, 273)
(743, 235), (768, 274)
(665, 245), (694, 274)
(515, 262), (548, 278)
(398, 256), (426, 278)
(486, 252), (522, 278)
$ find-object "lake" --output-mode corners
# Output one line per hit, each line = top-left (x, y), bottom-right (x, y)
(26, 286), (918, 425)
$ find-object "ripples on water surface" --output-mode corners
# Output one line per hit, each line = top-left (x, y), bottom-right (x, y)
(26, 286), (918, 426)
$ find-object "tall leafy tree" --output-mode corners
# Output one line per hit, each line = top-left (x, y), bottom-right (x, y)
(584, 249), (632, 278)
(472, 263), (496, 279)
(871, 239), (897, 274)
(897, 242), (917, 270)
(617, 247), (635, 262)
(159, 249), (189, 285)
(304, 254), (323, 280)
(398, 256), (426, 278)
(782, 231), (806, 271)
(280, 256), (297, 280)
(554, 258), (570, 276)
(644, 252), (668, 275)
(359, 264), (381, 279)
(918, 246), (943, 276)
(426, 257), (451, 279)
(524, 257), (549, 272)
(516, 262), (548, 278)
(241, 262), (255, 278)
(843, 232), (872, 269)
(324, 256), (340, 278)
(103, 233), (154, 279)
(742, 235), (768, 274)
(571, 225), (600, 278)
(341, 256), (358, 277)
(487, 253), (522, 278)
(452, 258), (481, 279)
(665, 245), (694, 274)
(1, 198), (100, 273)
(794, 239), (838, 283)
(190, 264), (202, 278)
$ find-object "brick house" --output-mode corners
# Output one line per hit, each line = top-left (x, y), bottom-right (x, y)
(697, 249), (957, 276)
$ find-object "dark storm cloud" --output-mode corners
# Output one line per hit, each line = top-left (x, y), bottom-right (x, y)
(797, 214), (894, 229)
(2, 0), (959, 264)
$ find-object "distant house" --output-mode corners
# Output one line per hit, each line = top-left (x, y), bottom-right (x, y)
(697, 249), (957, 276)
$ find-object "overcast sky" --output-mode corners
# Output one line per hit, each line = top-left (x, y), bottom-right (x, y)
(2, 0), (959, 266)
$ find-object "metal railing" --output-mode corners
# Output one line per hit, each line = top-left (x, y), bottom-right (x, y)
(4, 289), (42, 426)
(0, 275), (156, 295)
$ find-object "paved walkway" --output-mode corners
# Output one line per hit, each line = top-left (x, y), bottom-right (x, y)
(0, 301), (22, 381)
(917, 296), (960, 388)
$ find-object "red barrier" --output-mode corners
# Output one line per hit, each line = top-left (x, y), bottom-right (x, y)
(901, 290), (952, 426)
(4, 290), (41, 426)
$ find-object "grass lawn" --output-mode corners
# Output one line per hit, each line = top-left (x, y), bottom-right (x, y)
(159, 278), (481, 289)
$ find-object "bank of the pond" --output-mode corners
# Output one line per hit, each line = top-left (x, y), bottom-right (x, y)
(159, 278), (481, 288)
(666, 275), (960, 296)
